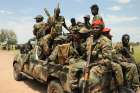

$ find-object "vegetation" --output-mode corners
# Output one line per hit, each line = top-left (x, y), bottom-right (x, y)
(134, 45), (140, 63)
(0, 29), (17, 50)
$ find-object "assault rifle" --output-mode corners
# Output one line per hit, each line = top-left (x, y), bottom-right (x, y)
(82, 35), (93, 93)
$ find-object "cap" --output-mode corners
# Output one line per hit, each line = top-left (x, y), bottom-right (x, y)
(34, 15), (44, 19)
(84, 15), (90, 19)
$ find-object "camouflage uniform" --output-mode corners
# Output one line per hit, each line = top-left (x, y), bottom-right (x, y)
(33, 15), (52, 60)
(33, 21), (47, 40)
(114, 43), (140, 89)
(48, 16), (66, 37)
(83, 15), (92, 30)
(39, 34), (53, 59)
(111, 61), (124, 87)
(69, 24), (79, 34)
(119, 43), (135, 63)
(87, 35), (112, 91)
(48, 42), (85, 90)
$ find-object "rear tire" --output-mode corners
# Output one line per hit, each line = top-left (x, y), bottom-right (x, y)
(47, 80), (64, 93)
(13, 63), (23, 81)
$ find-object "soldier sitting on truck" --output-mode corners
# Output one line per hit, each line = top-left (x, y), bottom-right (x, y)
(114, 39), (140, 92)
(46, 35), (86, 91)
(120, 34), (135, 63)
(86, 19), (112, 93)
(114, 35), (139, 91)
(102, 28), (124, 91)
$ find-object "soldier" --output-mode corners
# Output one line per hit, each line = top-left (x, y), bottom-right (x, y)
(114, 35), (140, 92)
(46, 36), (85, 92)
(120, 34), (135, 63)
(33, 15), (50, 40)
(68, 18), (81, 56)
(47, 36), (78, 63)
(90, 4), (105, 29)
(102, 27), (124, 90)
(69, 18), (79, 34)
(86, 20), (112, 92)
(48, 4), (69, 38)
(33, 15), (52, 60)
(77, 27), (91, 59)
(83, 15), (92, 30)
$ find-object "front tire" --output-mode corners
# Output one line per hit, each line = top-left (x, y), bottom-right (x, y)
(47, 80), (64, 93)
(13, 63), (22, 81)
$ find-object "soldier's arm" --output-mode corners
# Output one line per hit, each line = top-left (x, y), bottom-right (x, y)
(68, 26), (73, 33)
(62, 17), (69, 32)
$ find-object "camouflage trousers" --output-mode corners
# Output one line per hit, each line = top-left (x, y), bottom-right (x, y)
(120, 62), (140, 88)
(89, 65), (111, 93)
(111, 62), (124, 87)
(68, 58), (85, 90)
(33, 35), (52, 60)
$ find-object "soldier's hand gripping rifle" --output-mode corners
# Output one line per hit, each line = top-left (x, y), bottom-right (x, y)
(82, 35), (93, 93)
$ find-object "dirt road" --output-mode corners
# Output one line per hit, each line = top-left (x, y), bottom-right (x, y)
(0, 50), (46, 93)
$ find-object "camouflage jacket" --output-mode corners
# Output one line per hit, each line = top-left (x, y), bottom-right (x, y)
(48, 16), (65, 35)
(86, 35), (112, 64)
(33, 22), (48, 39)
(69, 25), (79, 34)
(113, 43), (135, 63)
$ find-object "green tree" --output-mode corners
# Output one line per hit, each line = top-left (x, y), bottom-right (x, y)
(0, 29), (8, 43)
(7, 30), (17, 45)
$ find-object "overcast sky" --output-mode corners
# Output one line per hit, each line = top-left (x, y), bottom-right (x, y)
(0, 0), (140, 43)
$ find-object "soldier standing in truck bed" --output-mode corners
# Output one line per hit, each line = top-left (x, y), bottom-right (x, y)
(33, 15), (53, 60)
(47, 4), (69, 39)
(33, 15), (50, 40)
(83, 15), (92, 30)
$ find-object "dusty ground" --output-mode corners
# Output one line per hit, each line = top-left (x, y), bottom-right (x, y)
(0, 50), (46, 93)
